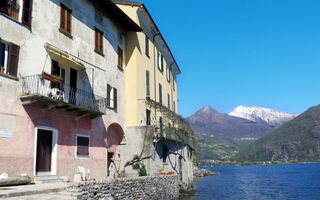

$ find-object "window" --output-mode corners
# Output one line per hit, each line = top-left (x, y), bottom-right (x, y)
(95, 28), (103, 54)
(0, 0), (32, 26)
(60, 4), (72, 35)
(159, 116), (163, 133)
(146, 70), (150, 98)
(22, 0), (32, 26)
(50, 60), (65, 89)
(118, 46), (123, 70)
(158, 83), (162, 105)
(76, 135), (90, 157)
(167, 93), (170, 109)
(173, 101), (176, 113)
(173, 75), (175, 91)
(0, 0), (19, 20)
(145, 34), (149, 57)
(0, 41), (19, 77)
(107, 84), (117, 110)
(157, 51), (163, 72)
(166, 65), (170, 82)
(146, 109), (151, 125)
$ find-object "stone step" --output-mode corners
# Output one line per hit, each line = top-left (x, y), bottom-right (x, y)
(34, 175), (63, 184)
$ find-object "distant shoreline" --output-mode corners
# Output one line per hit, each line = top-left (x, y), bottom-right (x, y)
(198, 160), (320, 167)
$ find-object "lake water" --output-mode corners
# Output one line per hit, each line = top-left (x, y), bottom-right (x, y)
(183, 163), (320, 200)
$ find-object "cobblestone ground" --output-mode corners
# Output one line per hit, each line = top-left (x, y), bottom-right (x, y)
(2, 191), (77, 200)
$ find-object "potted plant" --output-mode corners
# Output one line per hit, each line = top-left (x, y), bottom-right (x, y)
(41, 71), (63, 84)
(0, 66), (4, 73)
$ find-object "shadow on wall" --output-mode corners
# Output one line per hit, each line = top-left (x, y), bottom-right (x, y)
(23, 102), (107, 149)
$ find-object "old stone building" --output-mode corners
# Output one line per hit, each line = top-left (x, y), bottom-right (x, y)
(0, 0), (194, 189)
(0, 0), (140, 181)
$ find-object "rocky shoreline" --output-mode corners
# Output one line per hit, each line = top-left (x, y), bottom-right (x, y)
(193, 167), (215, 178)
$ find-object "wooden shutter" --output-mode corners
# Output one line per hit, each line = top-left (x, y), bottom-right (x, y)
(146, 70), (150, 97)
(7, 43), (20, 77)
(99, 31), (103, 53)
(66, 8), (71, 34)
(60, 5), (65, 30)
(113, 88), (117, 110)
(118, 46), (123, 69)
(95, 30), (98, 51)
(22, 0), (32, 27)
(106, 84), (111, 107)
(77, 136), (89, 156)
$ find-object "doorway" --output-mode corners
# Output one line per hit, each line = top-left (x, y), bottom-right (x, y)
(34, 127), (58, 176)
(69, 68), (77, 104)
(36, 129), (53, 173)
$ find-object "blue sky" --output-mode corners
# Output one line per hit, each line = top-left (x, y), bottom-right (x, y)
(144, 0), (320, 117)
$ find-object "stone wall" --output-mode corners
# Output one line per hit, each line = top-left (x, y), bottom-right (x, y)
(72, 175), (179, 200)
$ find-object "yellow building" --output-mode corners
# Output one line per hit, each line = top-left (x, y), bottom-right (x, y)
(114, 1), (194, 188)
(116, 1), (180, 129)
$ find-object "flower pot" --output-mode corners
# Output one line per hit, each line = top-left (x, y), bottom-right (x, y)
(0, 68), (4, 73)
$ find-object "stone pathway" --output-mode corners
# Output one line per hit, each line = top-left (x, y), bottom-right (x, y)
(1, 191), (77, 200)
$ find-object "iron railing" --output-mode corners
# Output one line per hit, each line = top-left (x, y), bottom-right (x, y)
(0, 1), (20, 20)
(22, 74), (106, 114)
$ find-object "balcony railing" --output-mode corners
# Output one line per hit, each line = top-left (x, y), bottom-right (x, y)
(21, 74), (106, 115)
(0, 1), (20, 20)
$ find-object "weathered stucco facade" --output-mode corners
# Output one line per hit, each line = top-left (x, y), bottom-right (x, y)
(0, 0), (140, 180)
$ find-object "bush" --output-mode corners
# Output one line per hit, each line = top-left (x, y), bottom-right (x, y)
(139, 166), (147, 176)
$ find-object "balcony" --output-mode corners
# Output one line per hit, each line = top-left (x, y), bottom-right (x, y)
(0, 1), (20, 20)
(162, 127), (194, 149)
(21, 74), (106, 118)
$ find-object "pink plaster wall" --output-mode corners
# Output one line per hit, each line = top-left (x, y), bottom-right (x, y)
(0, 95), (109, 179)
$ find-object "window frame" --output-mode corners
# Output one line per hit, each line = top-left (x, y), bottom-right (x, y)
(145, 34), (149, 57)
(146, 70), (150, 98)
(117, 46), (123, 70)
(0, 40), (20, 78)
(94, 28), (104, 55)
(158, 83), (162, 105)
(75, 134), (90, 159)
(166, 65), (170, 82)
(146, 109), (151, 125)
(59, 3), (72, 36)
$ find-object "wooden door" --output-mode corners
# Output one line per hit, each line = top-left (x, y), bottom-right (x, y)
(36, 129), (52, 172)
(69, 68), (77, 104)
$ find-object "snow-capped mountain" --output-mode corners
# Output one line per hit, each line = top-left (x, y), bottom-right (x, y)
(229, 106), (295, 128)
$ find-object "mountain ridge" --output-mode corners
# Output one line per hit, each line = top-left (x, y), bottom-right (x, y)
(229, 105), (295, 127)
(237, 104), (320, 162)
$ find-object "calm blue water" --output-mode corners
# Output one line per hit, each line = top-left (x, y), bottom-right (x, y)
(188, 163), (320, 200)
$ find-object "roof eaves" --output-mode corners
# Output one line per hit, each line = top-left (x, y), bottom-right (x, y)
(89, 0), (142, 32)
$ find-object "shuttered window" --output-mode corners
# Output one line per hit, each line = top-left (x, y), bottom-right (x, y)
(159, 117), (163, 133)
(118, 46), (123, 70)
(7, 43), (20, 77)
(145, 34), (149, 57)
(76, 136), (89, 157)
(158, 83), (162, 105)
(60, 4), (72, 35)
(146, 109), (151, 125)
(22, 0), (32, 27)
(113, 88), (117, 111)
(146, 70), (150, 98)
(106, 84), (117, 110)
(95, 28), (103, 54)
(107, 84), (111, 107)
